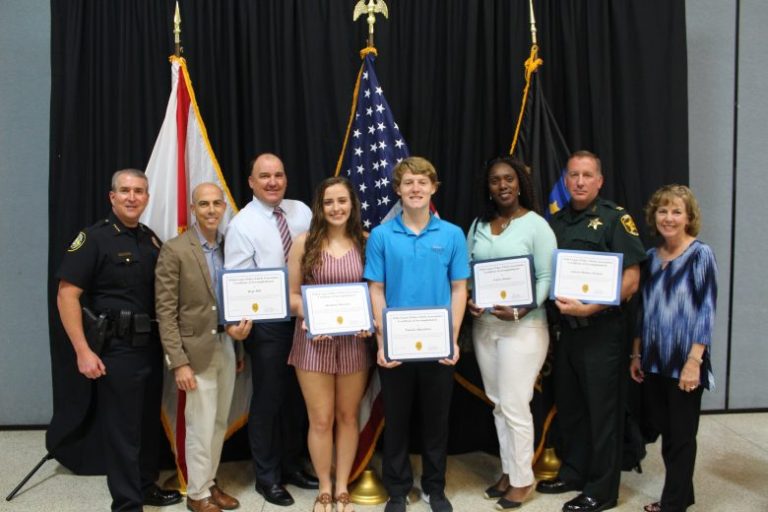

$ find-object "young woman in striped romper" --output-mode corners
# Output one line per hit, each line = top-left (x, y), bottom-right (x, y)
(287, 176), (374, 512)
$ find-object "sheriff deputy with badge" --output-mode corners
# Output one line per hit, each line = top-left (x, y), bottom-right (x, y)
(56, 169), (181, 512)
(536, 151), (647, 512)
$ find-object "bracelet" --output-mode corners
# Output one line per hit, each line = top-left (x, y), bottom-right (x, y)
(687, 354), (703, 365)
(513, 308), (520, 323)
(629, 354), (641, 360)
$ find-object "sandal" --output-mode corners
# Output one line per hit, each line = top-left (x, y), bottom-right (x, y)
(335, 492), (355, 512)
(644, 502), (662, 512)
(313, 492), (333, 512)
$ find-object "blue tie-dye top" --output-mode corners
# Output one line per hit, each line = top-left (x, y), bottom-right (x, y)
(639, 239), (718, 389)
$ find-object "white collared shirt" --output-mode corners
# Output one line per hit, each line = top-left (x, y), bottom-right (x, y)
(224, 195), (311, 270)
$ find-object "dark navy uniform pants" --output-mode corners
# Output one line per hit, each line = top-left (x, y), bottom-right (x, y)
(97, 338), (162, 512)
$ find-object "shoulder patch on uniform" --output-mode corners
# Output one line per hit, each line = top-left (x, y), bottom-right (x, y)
(68, 231), (86, 252)
(620, 214), (639, 236)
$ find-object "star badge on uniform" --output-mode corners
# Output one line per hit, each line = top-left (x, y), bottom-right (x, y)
(587, 218), (603, 230)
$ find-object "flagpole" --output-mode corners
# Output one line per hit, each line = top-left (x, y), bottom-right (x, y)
(509, 1), (543, 156)
(173, 1), (182, 57)
(345, 2), (391, 505)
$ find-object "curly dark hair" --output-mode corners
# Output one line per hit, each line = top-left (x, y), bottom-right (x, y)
(477, 156), (540, 223)
(301, 176), (366, 283)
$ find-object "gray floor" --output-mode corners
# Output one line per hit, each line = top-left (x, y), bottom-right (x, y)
(2, 413), (767, 511)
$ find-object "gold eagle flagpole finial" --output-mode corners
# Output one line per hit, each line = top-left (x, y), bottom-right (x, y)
(173, 1), (182, 56)
(353, 0), (389, 48)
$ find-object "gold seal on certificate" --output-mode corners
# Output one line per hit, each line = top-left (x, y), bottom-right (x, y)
(471, 256), (536, 309)
(218, 268), (289, 323)
(383, 307), (453, 362)
(550, 249), (623, 305)
(301, 283), (373, 337)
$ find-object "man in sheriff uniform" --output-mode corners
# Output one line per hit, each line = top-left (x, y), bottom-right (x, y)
(536, 151), (646, 512)
(56, 169), (181, 511)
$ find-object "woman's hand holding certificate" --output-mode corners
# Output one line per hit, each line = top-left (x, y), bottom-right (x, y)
(301, 282), (373, 338)
(471, 256), (536, 310)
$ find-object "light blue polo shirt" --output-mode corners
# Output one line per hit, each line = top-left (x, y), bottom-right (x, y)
(364, 214), (470, 308)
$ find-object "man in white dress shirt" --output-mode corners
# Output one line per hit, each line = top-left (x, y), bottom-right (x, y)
(224, 153), (316, 506)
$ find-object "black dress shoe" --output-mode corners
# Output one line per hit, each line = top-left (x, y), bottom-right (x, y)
(282, 470), (319, 489)
(143, 484), (182, 507)
(536, 477), (581, 494)
(562, 494), (617, 512)
(255, 482), (294, 506)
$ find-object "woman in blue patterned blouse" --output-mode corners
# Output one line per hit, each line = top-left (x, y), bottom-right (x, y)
(630, 185), (717, 512)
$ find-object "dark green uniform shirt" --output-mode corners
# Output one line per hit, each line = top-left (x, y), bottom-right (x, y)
(550, 197), (646, 270)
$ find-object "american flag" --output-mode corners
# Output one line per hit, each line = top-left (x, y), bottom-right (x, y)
(336, 52), (410, 228)
(335, 50), (412, 482)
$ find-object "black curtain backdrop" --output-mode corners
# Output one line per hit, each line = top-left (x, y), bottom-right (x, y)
(48, 0), (688, 470)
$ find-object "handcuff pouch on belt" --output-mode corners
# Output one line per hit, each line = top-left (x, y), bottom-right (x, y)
(131, 312), (152, 346)
(106, 310), (156, 347)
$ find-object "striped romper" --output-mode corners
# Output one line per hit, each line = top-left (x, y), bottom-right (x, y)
(288, 246), (374, 374)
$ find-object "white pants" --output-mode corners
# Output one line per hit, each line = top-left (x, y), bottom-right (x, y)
(184, 334), (236, 500)
(473, 318), (549, 487)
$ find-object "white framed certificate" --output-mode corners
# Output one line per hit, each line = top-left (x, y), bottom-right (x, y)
(383, 307), (453, 362)
(550, 250), (623, 305)
(301, 282), (373, 337)
(471, 255), (536, 309)
(218, 268), (290, 323)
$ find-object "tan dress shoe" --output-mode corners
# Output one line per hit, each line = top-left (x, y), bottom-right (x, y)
(186, 496), (222, 512)
(209, 485), (240, 510)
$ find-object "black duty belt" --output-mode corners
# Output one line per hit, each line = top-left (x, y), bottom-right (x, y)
(562, 306), (622, 329)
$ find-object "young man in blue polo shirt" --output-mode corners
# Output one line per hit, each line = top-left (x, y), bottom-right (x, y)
(364, 156), (470, 512)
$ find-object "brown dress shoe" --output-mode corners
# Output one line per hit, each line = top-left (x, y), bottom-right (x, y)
(210, 485), (240, 510)
(187, 496), (222, 512)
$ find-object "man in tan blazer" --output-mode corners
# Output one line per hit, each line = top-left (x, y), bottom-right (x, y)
(156, 183), (251, 512)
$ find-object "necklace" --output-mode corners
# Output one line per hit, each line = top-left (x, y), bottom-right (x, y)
(498, 207), (524, 231)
